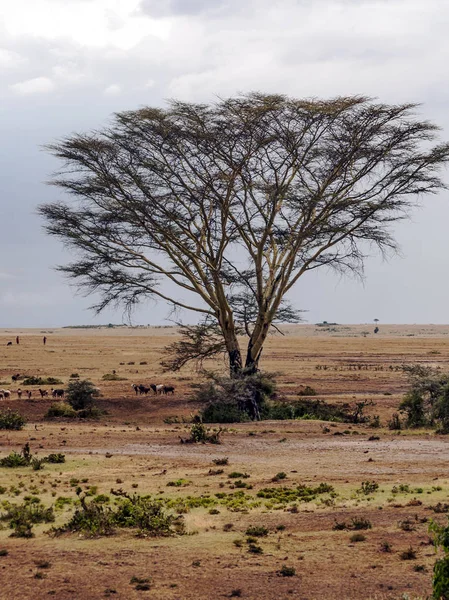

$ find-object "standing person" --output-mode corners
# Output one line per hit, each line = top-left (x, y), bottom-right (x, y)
(16, 336), (19, 345)
(43, 336), (47, 345)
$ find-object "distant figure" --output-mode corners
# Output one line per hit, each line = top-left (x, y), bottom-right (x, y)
(374, 327), (379, 334)
(16, 336), (19, 345)
(43, 336), (47, 345)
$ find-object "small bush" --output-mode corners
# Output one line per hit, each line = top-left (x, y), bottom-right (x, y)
(181, 423), (223, 444)
(298, 386), (317, 397)
(52, 489), (183, 538)
(22, 376), (63, 386)
(400, 546), (417, 560)
(102, 373), (128, 381)
(379, 540), (392, 553)
(1, 498), (54, 538)
(272, 472), (287, 482)
(213, 458), (229, 466)
(0, 549), (8, 557)
(350, 533), (366, 543)
(388, 412), (402, 430)
(0, 410), (26, 430)
(44, 454), (65, 464)
(247, 543), (263, 554)
(66, 379), (99, 411)
(229, 472), (250, 479)
(0, 443), (32, 467)
(278, 565), (296, 577)
(69, 373), (79, 379)
(351, 517), (372, 530)
(245, 526), (269, 537)
(45, 402), (77, 419)
(357, 481), (379, 495)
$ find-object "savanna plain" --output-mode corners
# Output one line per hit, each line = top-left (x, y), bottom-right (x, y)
(1, 324), (449, 600)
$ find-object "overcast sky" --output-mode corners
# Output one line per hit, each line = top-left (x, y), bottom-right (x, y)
(1, 0), (448, 327)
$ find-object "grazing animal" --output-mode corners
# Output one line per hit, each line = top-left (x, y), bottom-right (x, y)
(150, 384), (157, 395)
(0, 389), (11, 399)
(26, 390), (32, 400)
(6, 341), (12, 346)
(138, 384), (151, 395)
(163, 385), (175, 395)
(132, 383), (139, 395)
(155, 384), (165, 395)
(12, 373), (20, 382)
(0, 392), (3, 400)
(39, 389), (49, 398)
(51, 388), (65, 398)
(17, 388), (22, 399)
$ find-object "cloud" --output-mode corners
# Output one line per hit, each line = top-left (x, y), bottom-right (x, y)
(104, 83), (121, 95)
(0, 47), (24, 69)
(138, 0), (233, 17)
(9, 76), (55, 95)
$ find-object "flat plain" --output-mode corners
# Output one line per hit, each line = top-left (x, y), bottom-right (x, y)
(1, 324), (449, 600)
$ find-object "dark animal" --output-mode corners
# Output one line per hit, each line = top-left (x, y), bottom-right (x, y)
(138, 384), (151, 395)
(12, 374), (20, 382)
(132, 383), (139, 395)
(26, 390), (32, 400)
(374, 327), (379, 334)
(39, 389), (49, 398)
(163, 385), (175, 395)
(51, 388), (65, 398)
(150, 384), (157, 395)
(6, 341), (12, 346)
(17, 388), (22, 399)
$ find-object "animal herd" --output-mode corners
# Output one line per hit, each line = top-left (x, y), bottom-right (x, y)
(132, 383), (175, 395)
(1, 376), (175, 401)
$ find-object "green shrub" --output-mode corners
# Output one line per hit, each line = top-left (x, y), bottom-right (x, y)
(22, 376), (63, 386)
(45, 402), (77, 419)
(52, 489), (184, 538)
(102, 373), (128, 381)
(1, 498), (54, 538)
(66, 379), (99, 411)
(199, 372), (277, 423)
(245, 526), (268, 537)
(430, 517), (449, 598)
(0, 409), (26, 430)
(182, 423), (223, 444)
(44, 453), (65, 464)
(272, 472), (287, 482)
(0, 443), (32, 467)
(357, 480), (379, 495)
(399, 390), (428, 428)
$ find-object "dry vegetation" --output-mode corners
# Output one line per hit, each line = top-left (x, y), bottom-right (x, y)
(1, 324), (449, 599)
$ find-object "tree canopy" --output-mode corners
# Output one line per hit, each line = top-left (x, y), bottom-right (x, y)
(39, 93), (449, 375)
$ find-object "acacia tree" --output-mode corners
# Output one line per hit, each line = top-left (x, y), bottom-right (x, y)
(39, 93), (449, 376)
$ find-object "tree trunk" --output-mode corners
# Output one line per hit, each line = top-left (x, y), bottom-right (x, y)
(245, 320), (270, 373)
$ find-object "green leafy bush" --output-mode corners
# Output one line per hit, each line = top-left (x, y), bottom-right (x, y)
(66, 379), (99, 411)
(52, 489), (184, 538)
(0, 409), (26, 430)
(198, 372), (277, 422)
(45, 402), (77, 419)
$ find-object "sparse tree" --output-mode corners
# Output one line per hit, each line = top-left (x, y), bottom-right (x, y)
(39, 93), (449, 376)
